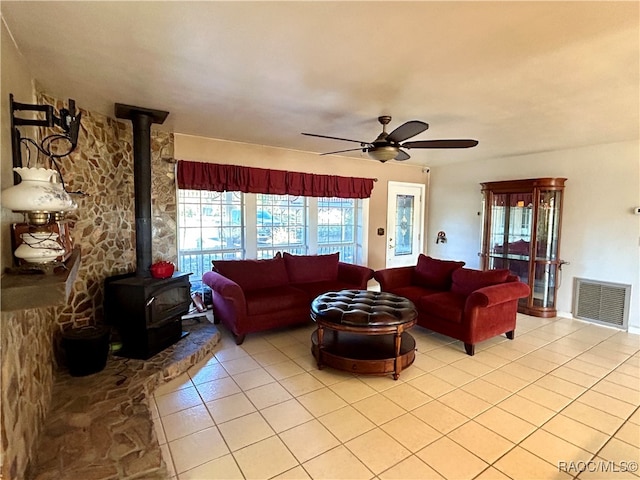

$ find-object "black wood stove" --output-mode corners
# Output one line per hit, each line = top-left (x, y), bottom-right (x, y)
(104, 104), (191, 359)
(105, 272), (191, 359)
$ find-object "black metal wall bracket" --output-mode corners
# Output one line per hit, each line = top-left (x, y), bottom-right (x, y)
(9, 94), (82, 184)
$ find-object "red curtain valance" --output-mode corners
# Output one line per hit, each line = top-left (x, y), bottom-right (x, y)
(176, 160), (375, 199)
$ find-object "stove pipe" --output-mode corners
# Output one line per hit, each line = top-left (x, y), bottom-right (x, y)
(115, 103), (169, 277)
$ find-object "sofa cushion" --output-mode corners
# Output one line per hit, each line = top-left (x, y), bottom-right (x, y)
(245, 286), (309, 316)
(382, 285), (443, 306)
(213, 256), (289, 292)
(451, 268), (511, 296)
(413, 254), (465, 290)
(419, 292), (466, 323)
(283, 252), (339, 284)
(507, 239), (530, 255)
(292, 280), (359, 301)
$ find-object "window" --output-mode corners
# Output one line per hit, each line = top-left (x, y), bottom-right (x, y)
(255, 194), (307, 259)
(177, 190), (243, 278)
(177, 191), (367, 280)
(318, 197), (356, 263)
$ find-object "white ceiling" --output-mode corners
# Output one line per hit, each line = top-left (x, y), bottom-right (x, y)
(2, 1), (638, 167)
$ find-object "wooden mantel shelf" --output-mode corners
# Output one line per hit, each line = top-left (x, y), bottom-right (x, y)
(1, 248), (81, 312)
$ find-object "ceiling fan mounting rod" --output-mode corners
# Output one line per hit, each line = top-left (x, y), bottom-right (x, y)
(375, 116), (393, 143)
(378, 115), (392, 130)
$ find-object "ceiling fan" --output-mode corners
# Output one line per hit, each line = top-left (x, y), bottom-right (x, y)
(302, 116), (478, 162)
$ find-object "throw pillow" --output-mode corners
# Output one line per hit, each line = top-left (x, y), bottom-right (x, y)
(413, 254), (465, 290)
(283, 252), (339, 284)
(213, 256), (289, 292)
(451, 268), (510, 296)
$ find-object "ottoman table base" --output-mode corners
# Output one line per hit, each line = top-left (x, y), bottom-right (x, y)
(311, 330), (416, 379)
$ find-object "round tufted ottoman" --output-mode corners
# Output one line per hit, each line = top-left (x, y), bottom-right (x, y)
(310, 290), (418, 380)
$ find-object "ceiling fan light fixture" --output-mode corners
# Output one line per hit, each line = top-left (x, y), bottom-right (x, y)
(303, 115), (477, 162)
(367, 146), (398, 162)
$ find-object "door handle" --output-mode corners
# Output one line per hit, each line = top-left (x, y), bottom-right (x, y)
(388, 238), (395, 250)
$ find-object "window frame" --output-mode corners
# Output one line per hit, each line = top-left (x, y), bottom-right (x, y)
(177, 189), (368, 280)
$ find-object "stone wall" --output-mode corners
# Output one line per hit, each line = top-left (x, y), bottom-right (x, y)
(0, 94), (179, 480)
(41, 94), (136, 328)
(0, 307), (55, 480)
(40, 94), (177, 327)
(150, 132), (178, 264)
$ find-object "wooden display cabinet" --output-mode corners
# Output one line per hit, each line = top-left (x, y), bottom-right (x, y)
(480, 178), (567, 317)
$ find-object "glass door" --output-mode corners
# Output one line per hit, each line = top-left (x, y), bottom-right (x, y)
(386, 182), (425, 268)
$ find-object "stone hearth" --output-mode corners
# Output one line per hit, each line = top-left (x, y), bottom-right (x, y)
(29, 318), (220, 480)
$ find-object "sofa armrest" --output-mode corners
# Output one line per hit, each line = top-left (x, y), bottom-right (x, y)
(373, 266), (415, 291)
(466, 281), (530, 309)
(337, 262), (374, 288)
(202, 271), (247, 306)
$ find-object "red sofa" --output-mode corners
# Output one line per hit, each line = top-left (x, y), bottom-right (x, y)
(202, 252), (374, 344)
(374, 255), (530, 355)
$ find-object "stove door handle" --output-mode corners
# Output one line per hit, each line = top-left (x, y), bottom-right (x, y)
(146, 296), (155, 307)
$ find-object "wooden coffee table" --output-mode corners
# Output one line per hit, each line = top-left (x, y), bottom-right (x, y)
(310, 290), (417, 380)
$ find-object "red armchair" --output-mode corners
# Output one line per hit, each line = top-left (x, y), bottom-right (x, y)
(374, 255), (530, 355)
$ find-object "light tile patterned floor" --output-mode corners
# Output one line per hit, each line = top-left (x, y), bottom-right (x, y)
(152, 314), (640, 479)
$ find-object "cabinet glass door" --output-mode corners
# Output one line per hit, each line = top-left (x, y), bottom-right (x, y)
(532, 263), (558, 309)
(481, 178), (566, 318)
(535, 190), (561, 261)
(487, 192), (533, 288)
(532, 190), (562, 309)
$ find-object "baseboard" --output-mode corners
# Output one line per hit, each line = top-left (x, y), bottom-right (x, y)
(558, 310), (639, 334)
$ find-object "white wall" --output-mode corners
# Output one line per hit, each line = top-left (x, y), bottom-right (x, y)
(1, 18), (36, 270)
(427, 140), (640, 332)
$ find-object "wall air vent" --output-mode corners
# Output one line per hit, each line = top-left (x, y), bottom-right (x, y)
(573, 278), (630, 329)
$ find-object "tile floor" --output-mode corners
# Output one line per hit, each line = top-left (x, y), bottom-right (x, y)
(151, 314), (640, 480)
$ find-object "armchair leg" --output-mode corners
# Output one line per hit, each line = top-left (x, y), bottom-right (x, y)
(506, 330), (515, 340)
(464, 343), (475, 356)
(234, 334), (246, 345)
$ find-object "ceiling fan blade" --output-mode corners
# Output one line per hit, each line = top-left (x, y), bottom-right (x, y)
(402, 139), (479, 149)
(302, 132), (369, 145)
(320, 147), (365, 156)
(394, 150), (411, 161)
(387, 121), (429, 143)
